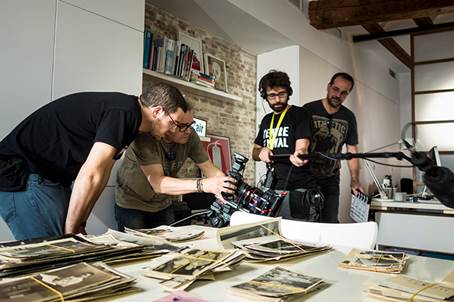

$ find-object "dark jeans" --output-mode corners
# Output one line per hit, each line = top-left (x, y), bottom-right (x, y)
(114, 203), (175, 232)
(317, 174), (340, 223)
(0, 174), (71, 240)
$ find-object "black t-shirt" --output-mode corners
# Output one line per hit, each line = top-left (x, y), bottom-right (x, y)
(0, 92), (142, 186)
(254, 105), (310, 190)
(302, 99), (358, 177)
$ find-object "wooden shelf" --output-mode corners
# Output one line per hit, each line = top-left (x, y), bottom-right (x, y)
(143, 69), (242, 102)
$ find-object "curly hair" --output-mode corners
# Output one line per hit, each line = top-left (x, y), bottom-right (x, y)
(258, 70), (293, 99)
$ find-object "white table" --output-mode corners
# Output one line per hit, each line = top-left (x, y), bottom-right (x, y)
(371, 199), (454, 254)
(107, 226), (454, 302)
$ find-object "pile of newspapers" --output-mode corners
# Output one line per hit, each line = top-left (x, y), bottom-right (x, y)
(338, 249), (408, 274)
(232, 235), (330, 262)
(230, 266), (327, 302)
(0, 229), (181, 278)
(125, 225), (205, 242)
(367, 272), (454, 302)
(143, 247), (245, 291)
(0, 262), (138, 301)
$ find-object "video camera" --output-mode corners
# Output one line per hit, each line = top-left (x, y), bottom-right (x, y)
(207, 152), (287, 227)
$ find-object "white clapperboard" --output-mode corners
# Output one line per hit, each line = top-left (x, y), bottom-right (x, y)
(350, 192), (370, 223)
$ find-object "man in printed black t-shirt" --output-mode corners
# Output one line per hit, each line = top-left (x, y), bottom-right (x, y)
(253, 70), (311, 219)
(301, 72), (364, 223)
(0, 83), (190, 240)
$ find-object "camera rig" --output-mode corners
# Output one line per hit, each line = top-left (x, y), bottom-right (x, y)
(207, 153), (287, 227)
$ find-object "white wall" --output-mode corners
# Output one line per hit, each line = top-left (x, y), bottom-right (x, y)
(249, 1), (403, 222)
(0, 0), (144, 241)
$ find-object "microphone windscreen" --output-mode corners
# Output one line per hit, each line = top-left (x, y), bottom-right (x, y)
(423, 167), (454, 208)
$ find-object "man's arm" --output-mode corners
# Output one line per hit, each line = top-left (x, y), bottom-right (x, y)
(346, 144), (365, 195)
(65, 142), (116, 234)
(252, 144), (273, 163)
(142, 162), (236, 196)
(290, 138), (310, 167)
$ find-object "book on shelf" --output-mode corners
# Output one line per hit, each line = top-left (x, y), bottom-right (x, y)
(164, 38), (176, 75)
(143, 29), (153, 69)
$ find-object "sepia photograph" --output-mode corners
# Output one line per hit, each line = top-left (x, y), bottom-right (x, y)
(204, 53), (228, 92)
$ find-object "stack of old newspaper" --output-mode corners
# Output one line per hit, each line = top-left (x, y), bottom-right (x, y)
(338, 249), (409, 273)
(0, 262), (138, 301)
(83, 229), (182, 264)
(230, 266), (327, 302)
(232, 235), (330, 262)
(0, 230), (181, 277)
(143, 247), (246, 291)
(367, 271), (454, 301)
(125, 225), (205, 242)
(0, 235), (142, 278)
(216, 217), (330, 262)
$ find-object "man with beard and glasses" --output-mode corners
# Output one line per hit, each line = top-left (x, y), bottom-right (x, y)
(0, 83), (189, 240)
(252, 70), (311, 220)
(301, 72), (364, 223)
(115, 106), (236, 231)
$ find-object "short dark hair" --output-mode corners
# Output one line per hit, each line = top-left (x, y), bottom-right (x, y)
(329, 72), (355, 90)
(258, 70), (293, 99)
(139, 83), (191, 113)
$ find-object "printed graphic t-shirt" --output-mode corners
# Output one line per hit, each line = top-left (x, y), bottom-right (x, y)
(254, 105), (311, 190)
(302, 99), (358, 177)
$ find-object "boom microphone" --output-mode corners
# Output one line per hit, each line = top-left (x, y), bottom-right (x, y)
(422, 166), (454, 208)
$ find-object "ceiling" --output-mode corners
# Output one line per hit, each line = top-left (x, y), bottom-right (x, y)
(308, 0), (454, 73)
(146, 0), (295, 55)
(147, 0), (454, 74)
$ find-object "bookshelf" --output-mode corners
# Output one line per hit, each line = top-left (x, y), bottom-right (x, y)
(143, 69), (242, 102)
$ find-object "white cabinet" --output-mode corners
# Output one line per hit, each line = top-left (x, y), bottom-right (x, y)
(87, 186), (118, 235)
(63, 0), (144, 31)
(0, 0), (56, 139)
(53, 0), (143, 98)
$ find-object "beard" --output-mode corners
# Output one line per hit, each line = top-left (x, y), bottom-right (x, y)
(327, 96), (342, 108)
(270, 101), (288, 113)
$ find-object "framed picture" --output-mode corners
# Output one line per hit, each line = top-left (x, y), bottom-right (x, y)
(201, 134), (232, 174)
(204, 53), (228, 92)
(192, 117), (207, 137)
(178, 31), (204, 73)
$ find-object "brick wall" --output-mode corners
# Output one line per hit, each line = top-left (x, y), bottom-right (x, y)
(144, 3), (257, 183)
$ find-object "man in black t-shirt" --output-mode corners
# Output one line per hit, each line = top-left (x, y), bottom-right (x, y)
(0, 83), (190, 240)
(253, 71), (310, 219)
(301, 72), (364, 223)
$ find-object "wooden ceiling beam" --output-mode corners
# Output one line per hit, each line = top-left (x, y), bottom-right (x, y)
(309, 0), (454, 29)
(413, 17), (434, 27)
(362, 23), (412, 68)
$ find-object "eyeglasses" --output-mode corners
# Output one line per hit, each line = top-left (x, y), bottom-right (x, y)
(266, 91), (288, 100)
(166, 112), (195, 132)
(329, 84), (350, 97)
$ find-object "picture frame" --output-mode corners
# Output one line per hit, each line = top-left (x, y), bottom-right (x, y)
(204, 53), (228, 92)
(192, 117), (207, 137)
(178, 30), (204, 73)
(200, 134), (232, 174)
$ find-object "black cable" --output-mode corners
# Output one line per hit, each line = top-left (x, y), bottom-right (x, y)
(283, 165), (294, 191)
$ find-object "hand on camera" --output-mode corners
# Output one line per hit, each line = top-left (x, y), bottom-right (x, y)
(204, 175), (237, 199)
(290, 149), (308, 167)
(259, 147), (273, 163)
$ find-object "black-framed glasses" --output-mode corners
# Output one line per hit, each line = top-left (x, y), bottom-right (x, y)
(166, 112), (196, 132)
(266, 91), (288, 100)
(329, 84), (350, 97)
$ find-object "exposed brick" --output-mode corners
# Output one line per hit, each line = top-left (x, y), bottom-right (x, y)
(144, 3), (257, 183)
